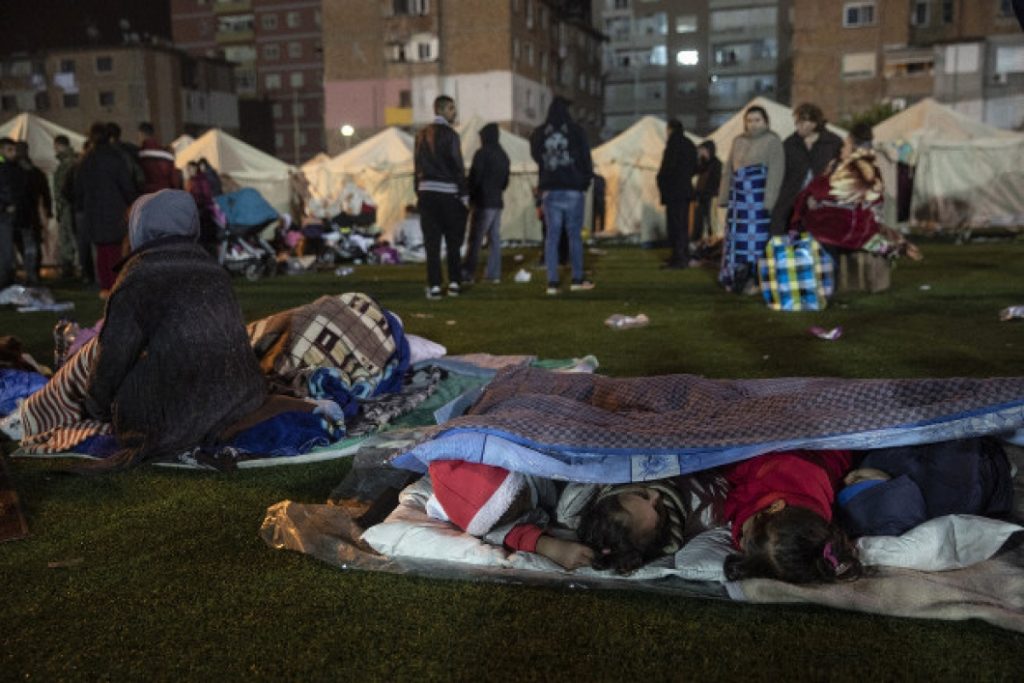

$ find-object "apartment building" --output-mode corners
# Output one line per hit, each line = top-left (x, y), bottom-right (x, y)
(792, 0), (1023, 128)
(321, 0), (605, 154)
(595, 0), (791, 138)
(171, 0), (323, 162)
(0, 45), (238, 143)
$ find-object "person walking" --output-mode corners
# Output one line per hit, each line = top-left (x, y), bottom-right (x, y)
(692, 140), (722, 244)
(530, 97), (594, 295)
(770, 103), (843, 235)
(462, 123), (510, 284)
(414, 95), (469, 300)
(656, 119), (698, 269)
(53, 135), (79, 278)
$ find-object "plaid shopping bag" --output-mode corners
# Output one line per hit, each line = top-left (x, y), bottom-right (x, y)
(758, 233), (834, 311)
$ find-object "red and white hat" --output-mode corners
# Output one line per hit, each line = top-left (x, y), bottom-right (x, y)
(428, 460), (526, 537)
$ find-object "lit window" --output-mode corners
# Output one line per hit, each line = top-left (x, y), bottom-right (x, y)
(650, 45), (667, 65)
(675, 15), (697, 33)
(676, 49), (699, 66)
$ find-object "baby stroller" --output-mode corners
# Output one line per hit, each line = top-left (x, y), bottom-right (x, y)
(214, 188), (279, 281)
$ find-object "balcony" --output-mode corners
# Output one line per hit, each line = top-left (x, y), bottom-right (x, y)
(216, 29), (254, 45)
(213, 0), (251, 15)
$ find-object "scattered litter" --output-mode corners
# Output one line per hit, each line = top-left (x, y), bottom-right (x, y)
(919, 284), (932, 291)
(809, 326), (843, 341)
(1000, 306), (1024, 321)
(0, 285), (73, 312)
(513, 268), (532, 283)
(412, 313), (434, 319)
(604, 313), (649, 330)
(334, 266), (354, 277)
(513, 254), (525, 263)
(285, 256), (316, 274)
(17, 302), (74, 313)
(445, 320), (457, 326)
(47, 557), (84, 569)
(762, 354), (770, 360)
(588, 248), (607, 256)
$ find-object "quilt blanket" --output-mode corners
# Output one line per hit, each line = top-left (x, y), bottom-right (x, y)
(395, 367), (1024, 482)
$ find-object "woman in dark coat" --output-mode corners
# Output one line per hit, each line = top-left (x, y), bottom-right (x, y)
(84, 189), (267, 468)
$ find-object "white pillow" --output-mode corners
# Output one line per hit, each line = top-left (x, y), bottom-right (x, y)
(406, 334), (447, 365)
(675, 527), (733, 582)
(857, 514), (1023, 572)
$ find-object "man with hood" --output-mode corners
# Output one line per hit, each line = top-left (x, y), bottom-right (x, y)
(656, 119), (698, 269)
(529, 97), (594, 294)
(692, 140), (722, 244)
(83, 189), (267, 469)
(462, 123), (510, 284)
(414, 94), (469, 299)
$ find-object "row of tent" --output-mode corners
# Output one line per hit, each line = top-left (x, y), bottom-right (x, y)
(2, 96), (1022, 250)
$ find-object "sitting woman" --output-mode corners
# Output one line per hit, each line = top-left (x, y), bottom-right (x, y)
(722, 440), (1014, 584)
(83, 189), (268, 468)
(790, 122), (921, 261)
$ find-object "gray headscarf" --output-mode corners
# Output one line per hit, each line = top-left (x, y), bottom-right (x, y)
(128, 189), (200, 251)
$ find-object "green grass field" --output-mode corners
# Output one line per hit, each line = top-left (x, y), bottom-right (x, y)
(2, 241), (1024, 681)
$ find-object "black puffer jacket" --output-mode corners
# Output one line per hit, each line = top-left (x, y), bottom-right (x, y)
(74, 142), (136, 244)
(530, 97), (593, 192)
(85, 238), (267, 468)
(468, 123), (511, 209)
(656, 127), (697, 205)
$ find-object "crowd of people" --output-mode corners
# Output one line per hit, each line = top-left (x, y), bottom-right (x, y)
(0, 121), (227, 297)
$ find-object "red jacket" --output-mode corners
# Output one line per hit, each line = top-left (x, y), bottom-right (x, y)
(138, 138), (181, 194)
(723, 450), (854, 548)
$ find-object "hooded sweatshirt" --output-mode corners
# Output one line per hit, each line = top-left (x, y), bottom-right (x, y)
(529, 98), (593, 192)
(128, 188), (200, 250)
(468, 123), (511, 209)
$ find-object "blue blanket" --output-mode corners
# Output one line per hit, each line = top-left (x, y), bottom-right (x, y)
(394, 367), (1024, 483)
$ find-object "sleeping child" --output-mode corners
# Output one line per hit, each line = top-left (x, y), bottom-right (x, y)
(425, 459), (729, 572)
(722, 439), (1015, 584)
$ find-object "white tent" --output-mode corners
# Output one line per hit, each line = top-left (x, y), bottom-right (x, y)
(175, 128), (295, 216)
(872, 98), (1024, 230)
(170, 134), (195, 156)
(592, 115), (702, 242)
(458, 115), (541, 242)
(0, 113), (87, 266)
(311, 127), (416, 236)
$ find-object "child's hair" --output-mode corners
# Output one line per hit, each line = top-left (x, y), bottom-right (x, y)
(723, 506), (863, 584)
(577, 493), (667, 575)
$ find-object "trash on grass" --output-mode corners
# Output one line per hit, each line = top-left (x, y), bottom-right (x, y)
(919, 284), (932, 291)
(47, 557), (84, 569)
(809, 326), (843, 341)
(999, 306), (1024, 322)
(334, 266), (354, 277)
(514, 268), (532, 283)
(604, 313), (649, 330)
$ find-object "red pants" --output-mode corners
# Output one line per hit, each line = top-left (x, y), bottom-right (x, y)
(94, 243), (123, 290)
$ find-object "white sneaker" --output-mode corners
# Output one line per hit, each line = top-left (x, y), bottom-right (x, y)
(426, 285), (443, 300)
(447, 282), (461, 297)
(546, 285), (559, 295)
(570, 280), (595, 292)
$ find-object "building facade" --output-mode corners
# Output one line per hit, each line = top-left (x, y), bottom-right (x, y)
(321, 0), (605, 154)
(171, 0), (323, 162)
(0, 45), (238, 144)
(792, 0), (1023, 128)
(596, 0), (791, 138)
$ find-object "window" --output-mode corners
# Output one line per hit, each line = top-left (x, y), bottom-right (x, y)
(393, 0), (429, 14)
(650, 45), (667, 65)
(274, 132), (284, 149)
(286, 12), (300, 28)
(96, 56), (113, 72)
(219, 14), (254, 34)
(526, 0), (534, 28)
(944, 43), (980, 73)
(675, 14), (697, 33)
(34, 92), (49, 111)
(636, 12), (666, 35)
(604, 16), (630, 41)
(995, 46), (1024, 73)
(416, 39), (435, 61)
(98, 90), (115, 106)
(262, 13), (278, 30)
(911, 1), (928, 26)
(399, 89), (411, 107)
(541, 51), (548, 72)
(513, 37), (520, 60)
(314, 10), (321, 26)
(263, 44), (280, 60)
(1000, 0), (1014, 17)
(290, 71), (304, 87)
(272, 102), (283, 118)
(1, 95), (16, 111)
(299, 131), (308, 146)
(62, 93), (79, 108)
(265, 73), (281, 89)
(677, 80), (697, 96)
(711, 7), (776, 31)
(612, 0), (628, 8)
(58, 59), (75, 73)
(841, 51), (877, 78)
(224, 45), (256, 63)
(941, 0), (954, 23)
(525, 42), (534, 66)
(293, 101), (305, 117)
(676, 49), (699, 66)
(843, 3), (876, 27)
(288, 42), (302, 58)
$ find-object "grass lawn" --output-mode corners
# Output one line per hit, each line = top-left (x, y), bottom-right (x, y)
(2, 240), (1024, 681)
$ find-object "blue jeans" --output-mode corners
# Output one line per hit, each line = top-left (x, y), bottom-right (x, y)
(542, 190), (585, 285)
(462, 207), (503, 281)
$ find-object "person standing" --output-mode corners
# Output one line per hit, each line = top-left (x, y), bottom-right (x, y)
(107, 122), (144, 193)
(656, 119), (698, 269)
(414, 95), (469, 300)
(75, 122), (137, 295)
(136, 122), (180, 194)
(462, 123), (510, 284)
(692, 140), (722, 244)
(0, 137), (28, 289)
(717, 105), (784, 294)
(530, 97), (594, 295)
(591, 172), (606, 236)
(53, 135), (79, 278)
(13, 141), (51, 285)
(770, 103), (843, 235)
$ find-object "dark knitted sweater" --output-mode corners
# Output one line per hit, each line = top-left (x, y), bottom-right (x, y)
(85, 238), (267, 467)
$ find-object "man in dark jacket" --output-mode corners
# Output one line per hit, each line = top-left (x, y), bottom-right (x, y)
(462, 123), (510, 284)
(0, 137), (28, 288)
(414, 95), (469, 300)
(84, 189), (267, 469)
(656, 119), (698, 269)
(75, 122), (137, 293)
(136, 122), (180, 194)
(771, 103), (843, 235)
(530, 97), (594, 294)
(692, 140), (722, 243)
(13, 141), (52, 285)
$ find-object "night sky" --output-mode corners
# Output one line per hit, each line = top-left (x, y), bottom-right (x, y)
(1, 0), (172, 55)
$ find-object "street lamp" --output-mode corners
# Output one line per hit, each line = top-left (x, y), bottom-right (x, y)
(340, 124), (354, 150)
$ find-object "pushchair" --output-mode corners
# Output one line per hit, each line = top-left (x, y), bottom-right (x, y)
(214, 188), (279, 281)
